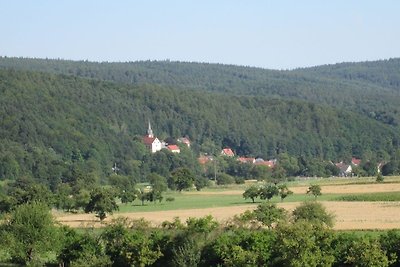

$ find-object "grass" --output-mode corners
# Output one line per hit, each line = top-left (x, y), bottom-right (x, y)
(334, 192), (400, 202)
(116, 191), (344, 213)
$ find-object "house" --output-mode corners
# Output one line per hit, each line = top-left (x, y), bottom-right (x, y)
(167, 144), (181, 153)
(238, 157), (256, 164)
(177, 137), (191, 147)
(221, 148), (235, 157)
(254, 158), (276, 168)
(351, 157), (361, 166)
(335, 162), (352, 177)
(143, 121), (162, 153)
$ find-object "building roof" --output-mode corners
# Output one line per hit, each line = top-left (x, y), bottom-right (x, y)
(221, 148), (235, 157)
(238, 157), (255, 164)
(143, 136), (157, 145)
(351, 157), (361, 166)
(254, 160), (275, 168)
(335, 162), (352, 173)
(167, 144), (180, 152)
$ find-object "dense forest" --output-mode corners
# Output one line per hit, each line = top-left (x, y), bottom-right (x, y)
(1, 66), (400, 184)
(1, 57), (400, 127)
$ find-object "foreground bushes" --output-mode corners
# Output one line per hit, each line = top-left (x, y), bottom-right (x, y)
(0, 202), (399, 266)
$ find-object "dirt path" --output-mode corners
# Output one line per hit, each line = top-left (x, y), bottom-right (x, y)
(57, 201), (400, 230)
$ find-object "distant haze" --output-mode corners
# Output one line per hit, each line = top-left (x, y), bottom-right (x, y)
(1, 0), (399, 69)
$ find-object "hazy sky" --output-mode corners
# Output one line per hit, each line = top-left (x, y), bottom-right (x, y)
(1, 0), (399, 69)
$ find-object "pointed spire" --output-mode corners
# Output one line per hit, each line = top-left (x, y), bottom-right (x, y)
(147, 120), (154, 138)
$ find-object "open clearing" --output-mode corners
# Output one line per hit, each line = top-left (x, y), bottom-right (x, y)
(57, 201), (400, 230)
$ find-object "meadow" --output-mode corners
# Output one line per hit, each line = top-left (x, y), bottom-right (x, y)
(57, 176), (400, 230)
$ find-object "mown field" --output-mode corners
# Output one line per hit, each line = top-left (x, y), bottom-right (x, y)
(56, 176), (400, 231)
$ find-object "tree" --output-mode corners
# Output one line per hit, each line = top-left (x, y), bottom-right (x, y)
(376, 173), (384, 183)
(278, 184), (293, 202)
(0, 202), (61, 265)
(243, 185), (260, 203)
(338, 235), (391, 267)
(102, 219), (162, 267)
(84, 188), (119, 221)
(194, 176), (209, 191)
(253, 203), (287, 228)
(58, 227), (111, 267)
(292, 201), (334, 227)
(272, 221), (335, 267)
(216, 173), (235, 185)
(259, 184), (279, 202)
(147, 173), (168, 192)
(169, 168), (195, 192)
(380, 229), (400, 266)
(307, 184), (322, 199)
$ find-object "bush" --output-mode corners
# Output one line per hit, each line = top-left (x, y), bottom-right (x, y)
(216, 173), (235, 185)
(235, 176), (245, 184)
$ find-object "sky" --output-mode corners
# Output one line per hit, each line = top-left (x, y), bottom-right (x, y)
(1, 0), (400, 69)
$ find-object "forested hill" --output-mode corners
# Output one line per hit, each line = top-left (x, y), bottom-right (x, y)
(1, 68), (399, 182)
(1, 57), (400, 126)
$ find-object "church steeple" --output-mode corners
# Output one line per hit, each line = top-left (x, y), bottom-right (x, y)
(147, 120), (154, 138)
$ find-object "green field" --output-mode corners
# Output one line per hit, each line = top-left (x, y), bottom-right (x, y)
(117, 191), (345, 213)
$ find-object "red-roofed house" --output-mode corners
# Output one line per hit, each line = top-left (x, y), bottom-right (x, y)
(167, 144), (181, 153)
(351, 157), (361, 166)
(254, 158), (276, 168)
(238, 157), (256, 164)
(221, 148), (235, 157)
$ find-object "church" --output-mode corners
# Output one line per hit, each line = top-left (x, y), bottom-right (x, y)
(142, 121), (162, 153)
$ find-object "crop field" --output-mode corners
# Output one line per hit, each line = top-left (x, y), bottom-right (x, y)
(56, 177), (400, 231)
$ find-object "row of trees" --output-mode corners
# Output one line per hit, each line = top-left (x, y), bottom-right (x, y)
(0, 166), (204, 220)
(1, 201), (398, 266)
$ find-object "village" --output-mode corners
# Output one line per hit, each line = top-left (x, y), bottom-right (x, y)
(142, 122), (380, 178)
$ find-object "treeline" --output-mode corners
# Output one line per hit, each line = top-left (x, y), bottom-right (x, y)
(1, 69), (400, 185)
(0, 201), (399, 266)
(1, 57), (400, 126)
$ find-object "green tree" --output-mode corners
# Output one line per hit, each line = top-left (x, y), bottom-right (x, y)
(243, 185), (260, 203)
(169, 168), (195, 192)
(259, 184), (279, 202)
(148, 173), (168, 192)
(253, 203), (287, 228)
(84, 188), (119, 221)
(58, 227), (111, 267)
(307, 184), (322, 199)
(376, 173), (384, 183)
(0, 202), (61, 265)
(278, 184), (293, 202)
(341, 236), (390, 267)
(380, 229), (400, 266)
(216, 173), (235, 185)
(102, 219), (162, 267)
(292, 201), (335, 227)
(272, 221), (335, 267)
